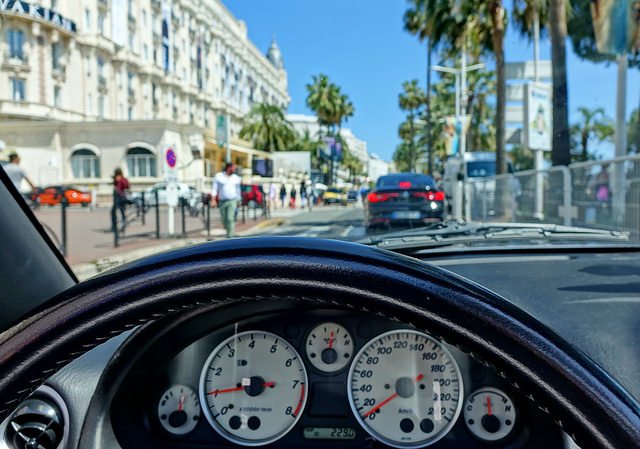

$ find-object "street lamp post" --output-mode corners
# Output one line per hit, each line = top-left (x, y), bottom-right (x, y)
(432, 57), (483, 221)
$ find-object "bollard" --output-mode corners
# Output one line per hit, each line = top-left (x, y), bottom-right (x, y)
(206, 200), (211, 238)
(242, 204), (246, 224)
(141, 191), (146, 226)
(60, 196), (68, 257)
(155, 189), (160, 239)
(253, 202), (257, 221)
(111, 191), (119, 248)
(181, 198), (186, 237)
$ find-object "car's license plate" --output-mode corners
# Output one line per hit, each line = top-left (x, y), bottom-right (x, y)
(391, 211), (421, 219)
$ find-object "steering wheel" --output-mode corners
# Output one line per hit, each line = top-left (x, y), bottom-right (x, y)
(0, 238), (638, 448)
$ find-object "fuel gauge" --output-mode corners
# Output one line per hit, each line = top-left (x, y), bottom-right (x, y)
(157, 385), (201, 435)
(464, 387), (517, 443)
(305, 322), (353, 373)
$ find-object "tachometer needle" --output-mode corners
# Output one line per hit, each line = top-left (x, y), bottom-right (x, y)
(486, 396), (492, 416)
(363, 373), (424, 418)
(328, 331), (335, 349)
(178, 395), (185, 411)
(207, 380), (276, 396)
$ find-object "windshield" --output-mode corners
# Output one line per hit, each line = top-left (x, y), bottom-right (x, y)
(467, 161), (496, 178)
(1, 0), (640, 399)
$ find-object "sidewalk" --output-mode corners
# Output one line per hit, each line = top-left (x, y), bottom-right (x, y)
(32, 204), (304, 280)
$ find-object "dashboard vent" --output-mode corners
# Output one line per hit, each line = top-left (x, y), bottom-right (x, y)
(5, 398), (64, 449)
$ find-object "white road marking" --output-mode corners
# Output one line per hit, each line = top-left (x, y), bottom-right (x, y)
(341, 225), (354, 238)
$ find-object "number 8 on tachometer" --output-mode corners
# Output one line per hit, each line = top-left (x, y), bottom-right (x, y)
(348, 329), (463, 448)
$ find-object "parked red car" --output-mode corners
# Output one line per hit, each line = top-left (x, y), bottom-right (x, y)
(31, 185), (92, 207)
(241, 184), (264, 208)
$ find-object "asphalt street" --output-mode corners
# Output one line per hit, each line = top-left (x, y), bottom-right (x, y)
(259, 205), (366, 241)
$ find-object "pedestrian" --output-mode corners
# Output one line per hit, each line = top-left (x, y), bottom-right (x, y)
(280, 184), (287, 209)
(111, 168), (129, 232)
(4, 152), (35, 195)
(290, 186), (297, 208)
(300, 179), (307, 209)
(269, 182), (277, 210)
(212, 162), (241, 238)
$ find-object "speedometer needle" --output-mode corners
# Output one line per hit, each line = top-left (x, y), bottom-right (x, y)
(363, 373), (424, 418)
(328, 331), (335, 349)
(207, 381), (275, 396)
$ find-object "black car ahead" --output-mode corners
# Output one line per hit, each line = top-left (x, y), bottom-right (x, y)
(364, 173), (444, 231)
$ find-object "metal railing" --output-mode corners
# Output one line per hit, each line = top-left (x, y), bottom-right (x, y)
(463, 154), (640, 238)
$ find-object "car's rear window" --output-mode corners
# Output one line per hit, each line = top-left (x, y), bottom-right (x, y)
(376, 175), (435, 189)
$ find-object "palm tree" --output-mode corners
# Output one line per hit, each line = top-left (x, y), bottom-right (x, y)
(549, 0), (571, 166)
(571, 107), (614, 161)
(399, 80), (427, 172)
(239, 103), (296, 152)
(292, 129), (324, 169)
(306, 74), (355, 184)
(306, 74), (355, 136)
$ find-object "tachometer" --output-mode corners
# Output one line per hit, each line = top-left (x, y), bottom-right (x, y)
(199, 331), (308, 446)
(348, 329), (463, 448)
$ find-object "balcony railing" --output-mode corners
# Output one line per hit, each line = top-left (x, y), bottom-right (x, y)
(128, 14), (136, 27)
(98, 76), (107, 90)
(128, 88), (135, 103)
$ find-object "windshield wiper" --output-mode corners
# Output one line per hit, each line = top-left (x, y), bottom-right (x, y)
(360, 221), (630, 251)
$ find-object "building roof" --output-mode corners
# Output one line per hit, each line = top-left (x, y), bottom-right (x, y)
(266, 37), (285, 70)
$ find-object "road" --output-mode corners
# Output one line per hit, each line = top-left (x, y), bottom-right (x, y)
(259, 205), (365, 241)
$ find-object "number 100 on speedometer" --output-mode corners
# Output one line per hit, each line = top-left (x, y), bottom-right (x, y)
(348, 330), (463, 448)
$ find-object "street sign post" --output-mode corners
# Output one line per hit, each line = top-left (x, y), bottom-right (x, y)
(165, 146), (178, 235)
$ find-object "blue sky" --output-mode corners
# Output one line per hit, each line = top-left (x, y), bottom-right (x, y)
(224, 0), (639, 162)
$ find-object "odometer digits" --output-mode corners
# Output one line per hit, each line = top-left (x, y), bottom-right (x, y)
(348, 330), (463, 448)
(303, 427), (356, 440)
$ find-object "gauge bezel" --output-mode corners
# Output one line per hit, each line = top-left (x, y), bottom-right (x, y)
(198, 330), (308, 447)
(156, 384), (201, 436)
(303, 321), (354, 374)
(463, 387), (518, 443)
(347, 329), (464, 448)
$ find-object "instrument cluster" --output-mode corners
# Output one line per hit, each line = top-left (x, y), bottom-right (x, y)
(111, 309), (548, 449)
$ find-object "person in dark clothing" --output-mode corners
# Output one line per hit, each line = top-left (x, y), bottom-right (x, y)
(112, 168), (129, 231)
(280, 184), (287, 208)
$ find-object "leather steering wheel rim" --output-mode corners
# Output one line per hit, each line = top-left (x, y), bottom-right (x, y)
(0, 238), (638, 448)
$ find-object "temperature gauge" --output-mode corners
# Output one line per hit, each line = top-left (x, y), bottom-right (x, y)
(464, 387), (517, 442)
(305, 322), (353, 373)
(157, 385), (201, 435)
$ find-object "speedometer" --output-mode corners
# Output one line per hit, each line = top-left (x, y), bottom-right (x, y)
(199, 331), (308, 446)
(348, 330), (463, 448)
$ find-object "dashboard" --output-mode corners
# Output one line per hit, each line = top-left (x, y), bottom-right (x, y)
(108, 303), (564, 449)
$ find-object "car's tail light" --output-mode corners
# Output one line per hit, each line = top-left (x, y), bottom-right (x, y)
(367, 192), (399, 203)
(412, 191), (445, 201)
(398, 181), (412, 189)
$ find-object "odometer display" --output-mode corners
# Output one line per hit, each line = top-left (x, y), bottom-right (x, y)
(348, 330), (463, 448)
(303, 427), (356, 440)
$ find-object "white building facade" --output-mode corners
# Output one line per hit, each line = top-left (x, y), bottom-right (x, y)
(0, 0), (288, 198)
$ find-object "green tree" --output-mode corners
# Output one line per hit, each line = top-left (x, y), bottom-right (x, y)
(398, 80), (427, 172)
(239, 103), (296, 152)
(306, 74), (355, 136)
(306, 74), (355, 184)
(292, 129), (324, 169)
(570, 107), (614, 161)
(403, 1), (507, 173)
(509, 145), (535, 171)
(629, 109), (640, 154)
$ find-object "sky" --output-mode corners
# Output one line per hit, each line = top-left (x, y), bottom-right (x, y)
(223, 0), (640, 162)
